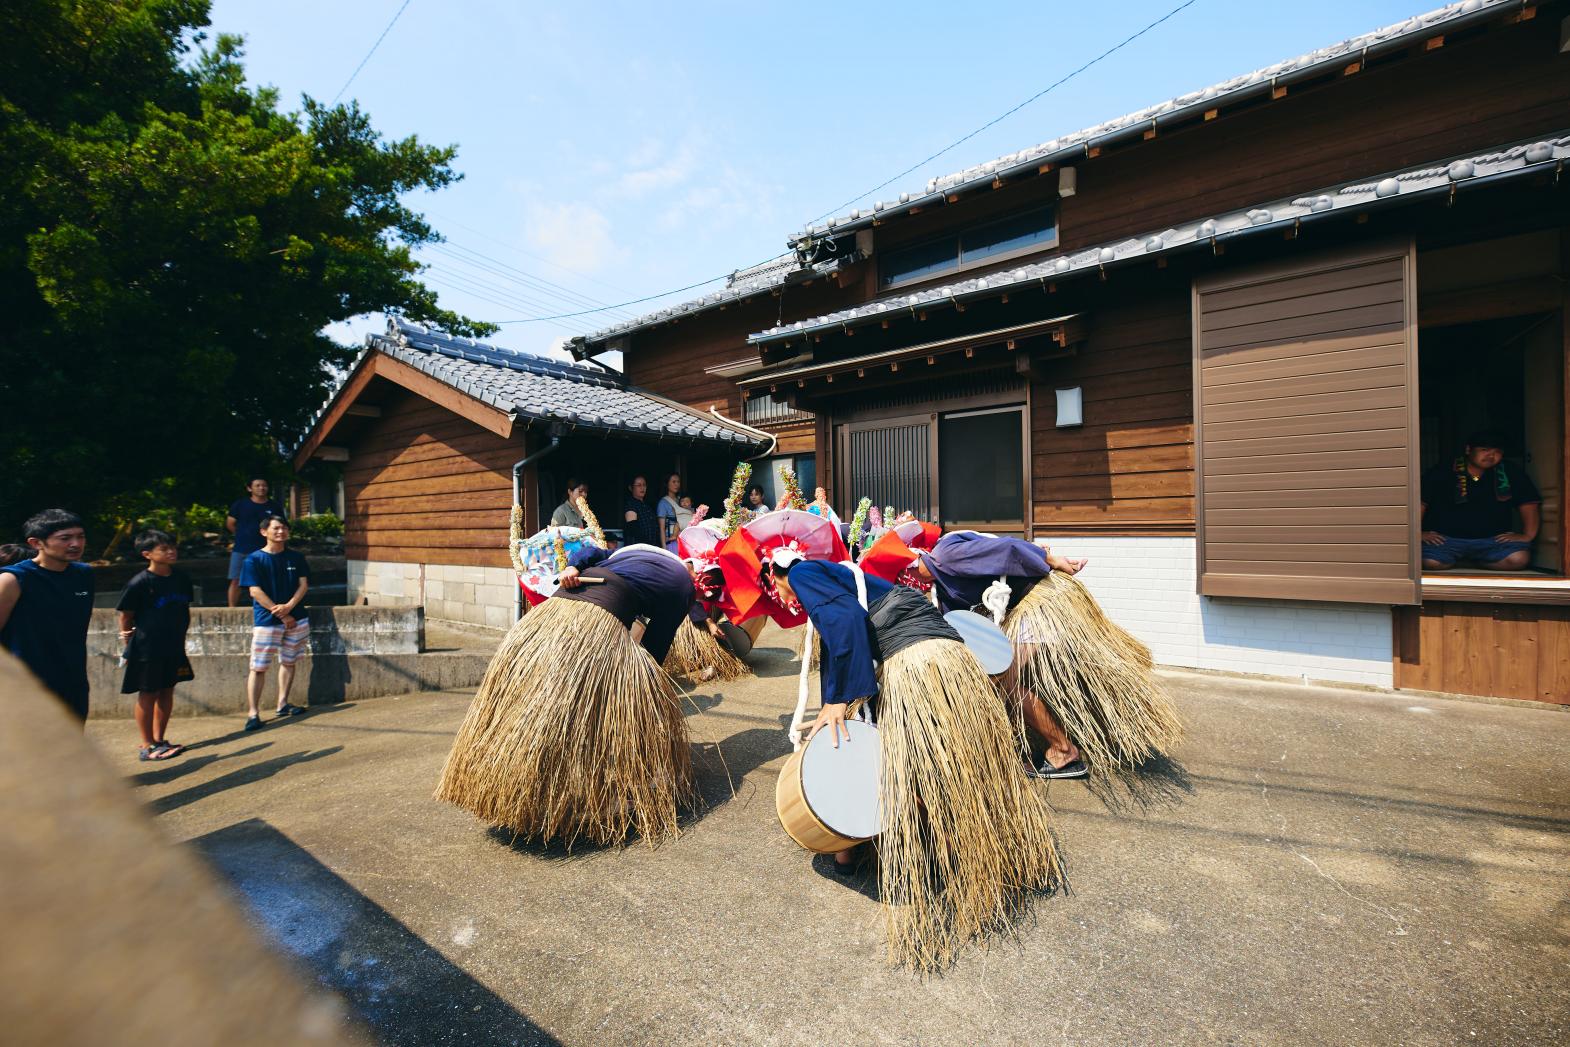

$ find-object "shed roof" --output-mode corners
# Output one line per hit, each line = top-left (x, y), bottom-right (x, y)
(789, 0), (1520, 244)
(299, 319), (765, 452)
(750, 133), (1570, 345)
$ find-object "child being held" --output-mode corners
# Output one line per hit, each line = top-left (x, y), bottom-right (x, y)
(116, 528), (195, 761)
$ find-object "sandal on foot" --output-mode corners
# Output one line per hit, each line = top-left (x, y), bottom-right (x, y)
(139, 745), (173, 762)
(1029, 756), (1089, 780)
(153, 740), (186, 757)
(275, 703), (304, 718)
(243, 715), (264, 732)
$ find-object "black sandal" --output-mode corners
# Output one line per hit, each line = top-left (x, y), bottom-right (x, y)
(1029, 756), (1089, 780)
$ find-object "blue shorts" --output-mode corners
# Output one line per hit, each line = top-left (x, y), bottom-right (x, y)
(1423, 535), (1531, 566)
(228, 551), (248, 581)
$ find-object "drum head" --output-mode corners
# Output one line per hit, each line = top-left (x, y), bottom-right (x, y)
(718, 622), (753, 657)
(800, 718), (881, 840)
(944, 609), (1015, 675)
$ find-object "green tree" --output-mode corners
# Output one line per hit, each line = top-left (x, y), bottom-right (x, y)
(0, 0), (492, 542)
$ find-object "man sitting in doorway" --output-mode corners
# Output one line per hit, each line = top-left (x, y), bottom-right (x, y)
(1420, 429), (1541, 571)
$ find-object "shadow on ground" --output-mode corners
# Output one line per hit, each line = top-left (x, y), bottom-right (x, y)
(195, 819), (561, 1047)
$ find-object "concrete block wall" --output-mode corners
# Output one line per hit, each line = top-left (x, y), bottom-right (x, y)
(1037, 536), (1394, 688)
(348, 559), (515, 630)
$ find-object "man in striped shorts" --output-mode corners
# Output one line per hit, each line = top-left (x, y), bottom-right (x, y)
(240, 514), (311, 731)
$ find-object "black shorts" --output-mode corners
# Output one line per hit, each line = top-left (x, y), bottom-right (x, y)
(121, 655), (195, 694)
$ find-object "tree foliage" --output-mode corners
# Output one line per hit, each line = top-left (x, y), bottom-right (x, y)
(0, 0), (491, 538)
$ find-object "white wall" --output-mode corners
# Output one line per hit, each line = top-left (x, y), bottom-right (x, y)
(347, 560), (516, 630)
(1038, 536), (1393, 688)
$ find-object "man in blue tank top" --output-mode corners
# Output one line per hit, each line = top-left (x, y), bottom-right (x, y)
(0, 509), (95, 721)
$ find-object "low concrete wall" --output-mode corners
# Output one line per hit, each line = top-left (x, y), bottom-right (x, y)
(348, 559), (518, 630)
(85, 607), (489, 718)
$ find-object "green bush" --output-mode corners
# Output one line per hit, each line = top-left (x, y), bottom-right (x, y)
(131, 502), (230, 545)
(290, 512), (343, 540)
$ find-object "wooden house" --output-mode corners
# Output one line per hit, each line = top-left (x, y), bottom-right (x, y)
(294, 319), (764, 628)
(568, 0), (1570, 702)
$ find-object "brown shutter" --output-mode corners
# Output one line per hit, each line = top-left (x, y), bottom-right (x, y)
(1192, 241), (1420, 605)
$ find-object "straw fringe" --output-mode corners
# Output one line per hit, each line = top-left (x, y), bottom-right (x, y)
(796, 626), (821, 670)
(434, 599), (695, 848)
(878, 638), (1061, 972)
(1004, 572), (1182, 773)
(663, 619), (751, 681)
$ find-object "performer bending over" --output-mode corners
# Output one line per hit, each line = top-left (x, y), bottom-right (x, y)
(902, 530), (1180, 778)
(768, 552), (1059, 971)
(436, 544), (709, 848)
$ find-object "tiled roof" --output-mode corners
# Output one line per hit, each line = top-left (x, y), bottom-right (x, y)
(751, 134), (1569, 344)
(570, 251), (859, 350)
(790, 0), (1518, 244)
(300, 319), (766, 448)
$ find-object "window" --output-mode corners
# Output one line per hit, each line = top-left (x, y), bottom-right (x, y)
(755, 454), (817, 506)
(880, 206), (1057, 289)
(743, 392), (813, 426)
(939, 408), (1025, 529)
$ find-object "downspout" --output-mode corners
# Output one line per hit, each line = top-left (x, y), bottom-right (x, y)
(708, 405), (777, 461)
(511, 426), (565, 621)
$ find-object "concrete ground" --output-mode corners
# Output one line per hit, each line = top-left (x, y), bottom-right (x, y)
(90, 625), (1570, 1047)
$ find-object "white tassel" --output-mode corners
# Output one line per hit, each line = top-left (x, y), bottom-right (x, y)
(981, 576), (1012, 626)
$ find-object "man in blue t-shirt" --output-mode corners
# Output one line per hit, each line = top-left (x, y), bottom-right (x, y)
(0, 509), (95, 721)
(226, 477), (286, 608)
(238, 514), (311, 731)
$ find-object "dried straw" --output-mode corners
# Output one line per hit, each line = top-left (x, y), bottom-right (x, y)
(795, 626), (821, 670)
(1004, 572), (1182, 774)
(663, 619), (751, 681)
(435, 599), (695, 848)
(877, 638), (1061, 972)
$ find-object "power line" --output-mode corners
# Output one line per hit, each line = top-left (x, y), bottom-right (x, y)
(805, 0), (1201, 225)
(427, 242), (639, 321)
(477, 0), (1200, 325)
(425, 210), (638, 297)
(332, 0), (414, 104)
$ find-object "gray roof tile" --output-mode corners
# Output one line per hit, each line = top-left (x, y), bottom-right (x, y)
(791, 0), (1514, 243)
(298, 319), (765, 451)
(751, 134), (1570, 344)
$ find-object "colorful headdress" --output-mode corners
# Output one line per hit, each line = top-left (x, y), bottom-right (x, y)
(716, 508), (849, 628)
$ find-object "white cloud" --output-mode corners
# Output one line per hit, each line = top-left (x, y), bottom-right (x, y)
(617, 136), (700, 198)
(524, 200), (625, 274)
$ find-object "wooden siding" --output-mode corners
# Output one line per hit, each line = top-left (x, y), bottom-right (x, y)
(342, 390), (520, 568)
(1394, 602), (1570, 704)
(1030, 278), (1196, 533)
(1055, 14), (1569, 255)
(1194, 242), (1421, 604)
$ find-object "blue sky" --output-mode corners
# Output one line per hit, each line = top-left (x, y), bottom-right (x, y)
(208, 0), (1434, 357)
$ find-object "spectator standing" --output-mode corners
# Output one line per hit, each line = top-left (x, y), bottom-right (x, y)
(550, 478), (589, 528)
(0, 509), (94, 721)
(226, 477), (285, 607)
(621, 475), (662, 548)
(0, 543), (29, 567)
(240, 514), (311, 730)
(116, 529), (194, 761)
(656, 472), (686, 548)
(746, 483), (771, 516)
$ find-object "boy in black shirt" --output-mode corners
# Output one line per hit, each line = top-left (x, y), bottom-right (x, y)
(1420, 430), (1542, 571)
(116, 529), (195, 761)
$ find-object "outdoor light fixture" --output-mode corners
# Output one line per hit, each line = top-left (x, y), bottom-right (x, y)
(1058, 166), (1077, 199)
(1055, 386), (1083, 428)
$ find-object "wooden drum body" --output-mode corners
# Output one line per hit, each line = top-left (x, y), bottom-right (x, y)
(775, 719), (882, 854)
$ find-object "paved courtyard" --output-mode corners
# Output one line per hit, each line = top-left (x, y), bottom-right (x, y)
(90, 626), (1570, 1046)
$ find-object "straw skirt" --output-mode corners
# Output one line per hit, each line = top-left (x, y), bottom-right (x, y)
(663, 619), (750, 681)
(435, 598), (695, 847)
(876, 637), (1061, 971)
(1003, 571), (1182, 773)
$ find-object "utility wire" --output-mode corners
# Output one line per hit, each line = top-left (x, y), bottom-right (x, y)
(428, 242), (639, 321)
(425, 210), (638, 297)
(479, 0), (1200, 325)
(332, 0), (414, 104)
(805, 0), (1200, 225)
